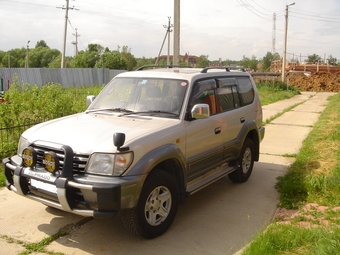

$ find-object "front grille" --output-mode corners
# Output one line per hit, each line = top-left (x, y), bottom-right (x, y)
(32, 144), (89, 174)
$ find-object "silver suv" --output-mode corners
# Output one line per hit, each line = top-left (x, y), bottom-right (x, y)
(3, 66), (265, 239)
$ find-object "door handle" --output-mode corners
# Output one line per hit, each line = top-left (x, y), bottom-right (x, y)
(214, 127), (221, 134)
(240, 117), (245, 123)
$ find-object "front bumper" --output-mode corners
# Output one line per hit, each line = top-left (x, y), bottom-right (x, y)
(3, 157), (121, 219)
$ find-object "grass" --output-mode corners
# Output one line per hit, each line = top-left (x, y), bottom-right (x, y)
(242, 93), (340, 254)
(256, 80), (300, 106)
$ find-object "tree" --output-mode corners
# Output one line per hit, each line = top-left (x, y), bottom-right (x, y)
(35, 40), (49, 48)
(328, 55), (338, 66)
(0, 51), (6, 67)
(239, 55), (258, 71)
(96, 51), (127, 70)
(70, 44), (103, 68)
(29, 47), (60, 68)
(136, 57), (154, 69)
(196, 55), (210, 68)
(306, 54), (321, 63)
(2, 48), (26, 67)
(120, 45), (137, 71)
(260, 52), (280, 72)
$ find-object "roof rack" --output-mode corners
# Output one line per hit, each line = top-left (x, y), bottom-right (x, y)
(136, 65), (192, 71)
(201, 67), (230, 73)
(200, 66), (246, 73)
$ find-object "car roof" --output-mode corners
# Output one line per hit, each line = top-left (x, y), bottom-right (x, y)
(116, 66), (251, 81)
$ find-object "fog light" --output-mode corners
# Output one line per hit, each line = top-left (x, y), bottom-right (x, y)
(43, 152), (59, 173)
(22, 147), (37, 167)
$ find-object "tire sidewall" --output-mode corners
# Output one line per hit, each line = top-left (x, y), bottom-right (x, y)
(136, 170), (179, 239)
(238, 138), (254, 180)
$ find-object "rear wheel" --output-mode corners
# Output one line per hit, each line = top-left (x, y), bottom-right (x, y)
(121, 170), (179, 239)
(229, 138), (254, 183)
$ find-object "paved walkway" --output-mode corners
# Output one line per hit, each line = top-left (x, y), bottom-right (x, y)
(0, 92), (337, 255)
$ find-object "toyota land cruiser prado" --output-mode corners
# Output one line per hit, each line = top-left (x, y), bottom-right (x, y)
(3, 66), (265, 239)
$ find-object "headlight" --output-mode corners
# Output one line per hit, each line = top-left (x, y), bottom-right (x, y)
(85, 152), (133, 176)
(17, 137), (30, 157)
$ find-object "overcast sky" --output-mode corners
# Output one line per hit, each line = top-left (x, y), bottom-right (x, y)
(1, 0), (339, 61)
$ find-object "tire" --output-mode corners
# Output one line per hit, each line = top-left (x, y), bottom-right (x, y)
(121, 170), (179, 239)
(228, 138), (254, 183)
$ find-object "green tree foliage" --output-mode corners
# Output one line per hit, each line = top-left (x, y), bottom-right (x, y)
(306, 54), (321, 63)
(328, 55), (338, 66)
(35, 40), (48, 48)
(260, 52), (280, 72)
(135, 57), (155, 69)
(96, 50), (127, 70)
(1, 41), (60, 68)
(239, 55), (258, 71)
(29, 47), (61, 68)
(0, 51), (6, 67)
(120, 45), (137, 71)
(196, 55), (210, 68)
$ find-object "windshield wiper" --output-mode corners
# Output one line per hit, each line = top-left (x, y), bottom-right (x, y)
(119, 110), (179, 117)
(86, 108), (133, 114)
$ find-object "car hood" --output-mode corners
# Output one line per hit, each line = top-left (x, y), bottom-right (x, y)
(23, 112), (179, 154)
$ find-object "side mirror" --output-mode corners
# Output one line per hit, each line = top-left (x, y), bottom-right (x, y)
(86, 95), (96, 107)
(113, 133), (129, 151)
(191, 104), (210, 119)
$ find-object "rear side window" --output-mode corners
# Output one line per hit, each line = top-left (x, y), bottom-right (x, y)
(216, 78), (240, 112)
(236, 77), (254, 106)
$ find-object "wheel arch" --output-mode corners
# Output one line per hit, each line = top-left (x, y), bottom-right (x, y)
(245, 129), (260, 161)
(237, 120), (261, 162)
(126, 144), (187, 203)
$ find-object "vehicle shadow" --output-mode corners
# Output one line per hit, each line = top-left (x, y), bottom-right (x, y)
(44, 161), (288, 255)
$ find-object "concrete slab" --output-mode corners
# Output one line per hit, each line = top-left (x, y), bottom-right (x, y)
(0, 189), (85, 243)
(0, 238), (26, 255)
(292, 104), (326, 113)
(271, 111), (321, 126)
(259, 154), (295, 166)
(45, 161), (287, 255)
(260, 124), (312, 155)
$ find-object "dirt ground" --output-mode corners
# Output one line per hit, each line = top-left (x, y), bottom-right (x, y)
(287, 72), (340, 92)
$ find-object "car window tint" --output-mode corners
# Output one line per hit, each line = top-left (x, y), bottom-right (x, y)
(216, 78), (241, 111)
(189, 79), (218, 115)
(236, 77), (254, 106)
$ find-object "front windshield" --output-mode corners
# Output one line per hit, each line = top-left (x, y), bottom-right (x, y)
(88, 77), (188, 117)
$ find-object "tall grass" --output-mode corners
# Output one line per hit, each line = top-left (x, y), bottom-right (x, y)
(0, 82), (103, 186)
(256, 80), (300, 105)
(242, 93), (340, 254)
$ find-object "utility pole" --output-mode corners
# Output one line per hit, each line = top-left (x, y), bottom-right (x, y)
(58, 0), (78, 68)
(72, 28), (81, 56)
(281, 2), (295, 82)
(173, 0), (180, 66)
(25, 40), (30, 68)
(155, 17), (173, 65)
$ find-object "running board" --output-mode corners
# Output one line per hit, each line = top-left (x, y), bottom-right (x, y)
(186, 164), (236, 195)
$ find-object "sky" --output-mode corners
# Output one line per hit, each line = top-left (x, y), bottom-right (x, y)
(1, 0), (340, 62)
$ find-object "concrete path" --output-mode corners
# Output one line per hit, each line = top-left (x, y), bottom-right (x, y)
(0, 92), (336, 255)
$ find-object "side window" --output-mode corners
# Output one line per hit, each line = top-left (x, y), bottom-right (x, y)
(189, 79), (218, 115)
(216, 78), (240, 112)
(236, 77), (254, 106)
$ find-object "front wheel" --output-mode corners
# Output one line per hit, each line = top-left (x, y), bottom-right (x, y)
(229, 138), (254, 183)
(121, 170), (179, 239)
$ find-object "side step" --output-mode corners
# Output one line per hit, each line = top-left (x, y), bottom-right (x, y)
(186, 163), (236, 196)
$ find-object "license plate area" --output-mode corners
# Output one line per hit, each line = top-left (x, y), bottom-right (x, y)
(23, 168), (58, 194)
(30, 179), (58, 194)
